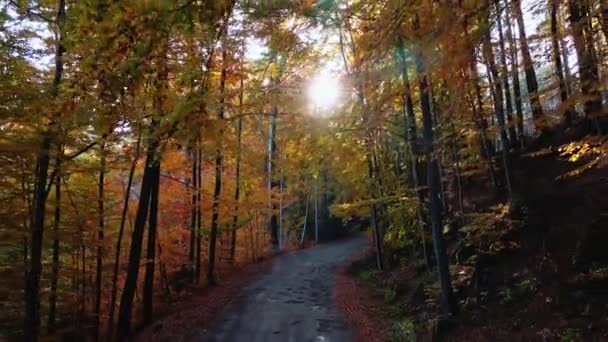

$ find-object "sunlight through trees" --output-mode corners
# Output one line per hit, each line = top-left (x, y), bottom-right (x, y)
(1, 0), (607, 340)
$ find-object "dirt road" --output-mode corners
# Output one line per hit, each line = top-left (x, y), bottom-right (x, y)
(201, 235), (367, 342)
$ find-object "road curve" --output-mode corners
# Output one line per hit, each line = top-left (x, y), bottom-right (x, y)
(200, 234), (368, 342)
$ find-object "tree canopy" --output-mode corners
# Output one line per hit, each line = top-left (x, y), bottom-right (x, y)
(1, 0), (607, 340)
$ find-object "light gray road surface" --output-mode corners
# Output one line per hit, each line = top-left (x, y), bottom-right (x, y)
(200, 235), (367, 342)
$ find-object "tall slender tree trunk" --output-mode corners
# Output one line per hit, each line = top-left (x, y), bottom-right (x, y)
(582, 1), (603, 133)
(71, 246), (78, 321)
(395, 42), (418, 179)
(195, 142), (202, 283)
(279, 173), (284, 248)
(116, 125), (160, 341)
(299, 191), (311, 248)
(142, 45), (167, 321)
(449, 116), (465, 221)
(550, 0), (574, 126)
(208, 147), (222, 285)
(189, 142), (197, 272)
(208, 42), (229, 285)
(94, 142), (106, 340)
(513, 0), (545, 135)
(568, 0), (602, 133)
(230, 49), (245, 261)
(314, 173), (319, 242)
(268, 75), (279, 249)
(465, 15), (497, 160)
(506, 7), (525, 143)
(143, 160), (160, 324)
(63, 177), (88, 331)
(470, 61), (498, 174)
(601, 0), (608, 39)
(21, 164), (31, 288)
(496, 0), (517, 144)
(371, 145), (389, 232)
(560, 34), (573, 98)
(189, 137), (199, 283)
(338, 6), (382, 269)
(430, 90), (450, 216)
(48, 153), (61, 335)
(484, 37), (514, 201)
(156, 230), (170, 298)
(367, 154), (384, 270)
(469, 74), (499, 189)
(415, 49), (457, 315)
(107, 129), (141, 340)
(396, 40), (429, 265)
(250, 218), (256, 260)
(79, 221), (86, 324)
(25, 1), (65, 340)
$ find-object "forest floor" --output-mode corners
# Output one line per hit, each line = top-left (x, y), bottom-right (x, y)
(346, 135), (608, 341)
(138, 234), (368, 342)
(334, 248), (388, 342)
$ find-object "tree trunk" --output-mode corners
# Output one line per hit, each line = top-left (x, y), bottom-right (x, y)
(21, 163), (31, 290)
(469, 62), (499, 189)
(449, 117), (465, 221)
(47, 153), (61, 335)
(208, 148), (222, 285)
(568, 0), (602, 133)
(314, 174), (319, 242)
(107, 129), (141, 340)
(338, 4), (382, 269)
(471, 66), (495, 157)
(25, 1), (65, 340)
(156, 230), (170, 298)
(371, 144), (388, 233)
(601, 0), (608, 40)
(513, 0), (545, 135)
(250, 218), (256, 260)
(268, 76), (279, 249)
(496, 0), (518, 144)
(116, 126), (160, 341)
(368, 154), (384, 270)
(142, 45), (167, 322)
(189, 139), (198, 279)
(231, 49), (244, 261)
(195, 141), (202, 283)
(300, 191), (311, 247)
(396, 41), (428, 262)
(484, 35), (514, 201)
(79, 226), (86, 324)
(415, 49), (457, 316)
(62, 179), (87, 330)
(230, 123), (242, 261)
(506, 7), (525, 143)
(561, 35), (573, 98)
(397, 41), (418, 163)
(94, 142), (106, 340)
(469, 78), (499, 189)
(582, 1), (602, 133)
(279, 173), (284, 248)
(208, 43), (228, 285)
(550, 0), (574, 126)
(404, 89), (431, 263)
(431, 91), (450, 216)
(143, 160), (160, 324)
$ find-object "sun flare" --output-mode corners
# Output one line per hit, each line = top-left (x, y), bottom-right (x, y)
(307, 72), (340, 110)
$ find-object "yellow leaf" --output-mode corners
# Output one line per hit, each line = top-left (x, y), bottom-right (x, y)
(269, 63), (280, 78)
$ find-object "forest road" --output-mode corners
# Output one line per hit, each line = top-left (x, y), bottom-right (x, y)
(200, 234), (368, 342)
